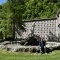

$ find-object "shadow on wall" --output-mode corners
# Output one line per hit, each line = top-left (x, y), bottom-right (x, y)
(47, 31), (59, 42)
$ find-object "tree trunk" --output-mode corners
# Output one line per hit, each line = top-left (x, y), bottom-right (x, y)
(13, 20), (15, 40)
(1, 31), (3, 41)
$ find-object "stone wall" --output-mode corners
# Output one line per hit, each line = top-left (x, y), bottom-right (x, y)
(16, 18), (57, 41)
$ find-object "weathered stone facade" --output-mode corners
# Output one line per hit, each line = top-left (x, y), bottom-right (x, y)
(16, 12), (60, 41)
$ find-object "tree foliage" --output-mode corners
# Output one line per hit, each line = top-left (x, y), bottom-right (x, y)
(0, 4), (12, 38)
(23, 0), (59, 19)
(0, 0), (26, 39)
(0, 0), (60, 38)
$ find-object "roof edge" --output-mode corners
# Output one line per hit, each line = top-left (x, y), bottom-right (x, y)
(23, 17), (57, 22)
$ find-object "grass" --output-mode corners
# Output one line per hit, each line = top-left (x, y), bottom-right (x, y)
(0, 50), (60, 60)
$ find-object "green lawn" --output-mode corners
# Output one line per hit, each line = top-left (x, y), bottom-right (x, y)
(0, 50), (60, 60)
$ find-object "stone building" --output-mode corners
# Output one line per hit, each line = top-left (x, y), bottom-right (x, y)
(16, 10), (60, 41)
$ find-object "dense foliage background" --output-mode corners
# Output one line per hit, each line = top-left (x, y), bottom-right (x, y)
(23, 0), (60, 19)
(0, 0), (60, 39)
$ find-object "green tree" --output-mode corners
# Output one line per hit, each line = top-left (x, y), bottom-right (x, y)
(0, 0), (60, 40)
(23, 0), (59, 19)
(7, 0), (26, 39)
(0, 4), (12, 40)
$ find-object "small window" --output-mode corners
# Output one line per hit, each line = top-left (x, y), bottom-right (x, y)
(38, 29), (39, 30)
(55, 25), (56, 27)
(38, 32), (39, 33)
(44, 25), (45, 26)
(35, 29), (36, 30)
(52, 29), (53, 31)
(44, 28), (45, 29)
(41, 32), (42, 33)
(41, 25), (42, 26)
(58, 24), (60, 27)
(44, 31), (45, 33)
(55, 30), (56, 31)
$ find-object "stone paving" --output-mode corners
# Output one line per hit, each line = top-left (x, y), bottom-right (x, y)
(0, 42), (60, 52)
